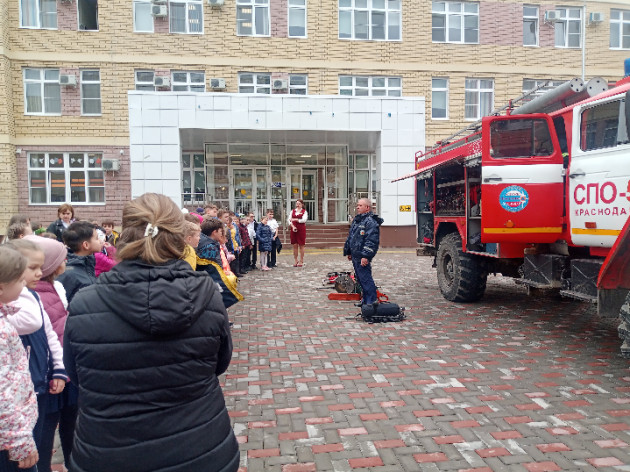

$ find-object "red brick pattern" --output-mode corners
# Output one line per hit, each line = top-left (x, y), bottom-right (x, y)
(215, 253), (630, 471)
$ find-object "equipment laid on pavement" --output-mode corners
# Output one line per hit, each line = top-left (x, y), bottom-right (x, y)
(358, 302), (406, 323)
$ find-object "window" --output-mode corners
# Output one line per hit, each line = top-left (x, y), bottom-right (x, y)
(490, 119), (553, 158)
(288, 0), (306, 37)
(24, 68), (61, 115)
(339, 0), (401, 41)
(20, 0), (57, 28)
(238, 73), (271, 94)
(172, 71), (205, 92)
(465, 78), (493, 120)
(28, 152), (105, 204)
(135, 70), (156, 91)
(611, 9), (630, 49)
(523, 5), (538, 46)
(181, 153), (206, 205)
(81, 70), (101, 115)
(133, 0), (154, 32)
(289, 74), (308, 95)
(580, 99), (629, 152)
(432, 1), (478, 43)
(78, 0), (98, 30)
(554, 7), (581, 48)
(339, 76), (402, 96)
(348, 154), (376, 196)
(169, 0), (203, 34)
(236, 0), (270, 36)
(432, 78), (448, 119)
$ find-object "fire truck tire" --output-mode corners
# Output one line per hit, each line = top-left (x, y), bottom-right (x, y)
(436, 232), (488, 302)
(618, 294), (630, 358)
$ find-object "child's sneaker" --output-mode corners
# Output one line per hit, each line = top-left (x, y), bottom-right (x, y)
(262, 266), (270, 271)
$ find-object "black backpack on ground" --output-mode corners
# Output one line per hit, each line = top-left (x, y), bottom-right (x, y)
(359, 302), (406, 323)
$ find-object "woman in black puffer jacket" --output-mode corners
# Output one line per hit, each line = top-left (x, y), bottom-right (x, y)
(63, 193), (239, 472)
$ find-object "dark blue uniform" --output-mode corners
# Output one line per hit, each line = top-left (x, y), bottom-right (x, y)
(343, 212), (384, 305)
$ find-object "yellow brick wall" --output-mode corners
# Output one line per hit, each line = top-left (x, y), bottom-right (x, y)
(0, 0), (629, 226)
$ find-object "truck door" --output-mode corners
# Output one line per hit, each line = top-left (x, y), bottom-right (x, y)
(569, 91), (630, 248)
(481, 115), (564, 243)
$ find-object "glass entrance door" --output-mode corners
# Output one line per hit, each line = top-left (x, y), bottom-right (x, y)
(231, 167), (270, 218)
(289, 168), (318, 222)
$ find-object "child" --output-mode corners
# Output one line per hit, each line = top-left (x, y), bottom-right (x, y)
(0, 246), (39, 472)
(265, 209), (279, 268)
(247, 212), (257, 270)
(94, 228), (117, 277)
(5, 239), (68, 472)
(238, 215), (252, 274)
(101, 219), (119, 246)
(256, 216), (273, 271)
(198, 219), (228, 270)
(24, 235), (76, 472)
(182, 220), (201, 270)
(57, 221), (100, 304)
(6, 221), (33, 240)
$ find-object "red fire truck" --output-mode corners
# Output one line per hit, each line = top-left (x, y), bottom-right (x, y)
(395, 72), (630, 355)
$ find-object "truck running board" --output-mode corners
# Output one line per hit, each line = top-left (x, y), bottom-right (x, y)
(559, 289), (597, 303)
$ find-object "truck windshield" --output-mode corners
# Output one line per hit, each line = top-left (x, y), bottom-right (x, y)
(489, 119), (553, 158)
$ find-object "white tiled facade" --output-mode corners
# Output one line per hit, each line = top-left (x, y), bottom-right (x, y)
(128, 92), (424, 226)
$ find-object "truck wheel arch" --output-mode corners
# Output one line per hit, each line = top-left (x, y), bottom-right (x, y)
(436, 232), (488, 302)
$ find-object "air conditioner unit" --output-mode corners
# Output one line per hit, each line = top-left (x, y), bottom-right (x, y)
(272, 79), (288, 90)
(589, 12), (604, 24)
(154, 76), (171, 87)
(210, 78), (226, 89)
(208, 0), (224, 6)
(59, 74), (77, 87)
(151, 0), (166, 3)
(544, 10), (560, 23)
(102, 158), (120, 172)
(152, 4), (167, 17)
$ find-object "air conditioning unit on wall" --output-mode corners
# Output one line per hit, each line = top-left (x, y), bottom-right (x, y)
(152, 5), (167, 17)
(59, 74), (77, 87)
(102, 158), (121, 172)
(272, 79), (288, 90)
(589, 12), (604, 24)
(210, 78), (226, 89)
(208, 0), (224, 6)
(154, 76), (171, 87)
(544, 10), (560, 23)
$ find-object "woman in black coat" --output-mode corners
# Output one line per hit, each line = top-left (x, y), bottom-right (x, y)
(63, 193), (240, 472)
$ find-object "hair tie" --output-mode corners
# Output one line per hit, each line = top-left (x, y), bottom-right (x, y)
(144, 223), (159, 238)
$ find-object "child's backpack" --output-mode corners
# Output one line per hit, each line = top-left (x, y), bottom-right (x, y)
(359, 302), (406, 323)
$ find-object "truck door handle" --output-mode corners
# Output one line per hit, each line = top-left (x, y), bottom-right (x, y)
(568, 171), (585, 179)
(484, 177), (502, 183)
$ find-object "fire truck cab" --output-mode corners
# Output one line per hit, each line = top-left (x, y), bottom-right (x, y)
(396, 73), (630, 355)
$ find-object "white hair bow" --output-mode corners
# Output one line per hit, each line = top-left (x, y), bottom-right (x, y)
(144, 223), (159, 238)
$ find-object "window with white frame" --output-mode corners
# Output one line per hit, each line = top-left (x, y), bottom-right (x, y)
(465, 78), (493, 120)
(432, 1), (478, 43)
(288, 0), (306, 37)
(611, 9), (630, 49)
(169, 0), (203, 34)
(523, 5), (538, 46)
(172, 71), (205, 92)
(135, 70), (156, 91)
(289, 74), (308, 95)
(236, 0), (270, 36)
(24, 68), (61, 115)
(339, 76), (402, 96)
(339, 0), (401, 41)
(20, 0), (57, 28)
(348, 153), (376, 195)
(431, 78), (448, 119)
(81, 70), (101, 115)
(238, 73), (271, 94)
(554, 7), (581, 48)
(133, 0), (154, 32)
(28, 152), (105, 204)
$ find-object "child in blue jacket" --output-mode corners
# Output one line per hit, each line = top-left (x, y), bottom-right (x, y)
(256, 217), (273, 271)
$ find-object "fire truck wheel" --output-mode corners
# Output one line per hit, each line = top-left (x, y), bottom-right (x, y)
(436, 232), (487, 302)
(618, 294), (630, 358)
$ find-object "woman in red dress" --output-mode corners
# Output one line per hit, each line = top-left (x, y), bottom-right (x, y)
(289, 199), (308, 267)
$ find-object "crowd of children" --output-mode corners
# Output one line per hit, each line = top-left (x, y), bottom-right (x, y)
(0, 199), (293, 471)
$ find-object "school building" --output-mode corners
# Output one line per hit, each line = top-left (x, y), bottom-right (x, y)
(0, 0), (628, 245)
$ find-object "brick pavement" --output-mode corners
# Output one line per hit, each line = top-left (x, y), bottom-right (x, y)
(225, 250), (630, 472)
